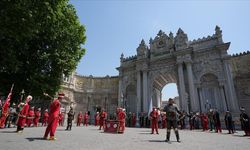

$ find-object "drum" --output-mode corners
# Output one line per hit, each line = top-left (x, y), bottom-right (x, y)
(104, 120), (119, 133)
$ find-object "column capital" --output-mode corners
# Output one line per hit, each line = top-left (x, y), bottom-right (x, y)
(176, 61), (183, 66)
(184, 60), (193, 64)
(183, 54), (193, 64)
(176, 56), (183, 65)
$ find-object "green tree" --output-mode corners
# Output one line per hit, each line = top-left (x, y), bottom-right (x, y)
(0, 0), (86, 98)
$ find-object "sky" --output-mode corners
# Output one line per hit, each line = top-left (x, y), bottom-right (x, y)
(70, 0), (250, 100)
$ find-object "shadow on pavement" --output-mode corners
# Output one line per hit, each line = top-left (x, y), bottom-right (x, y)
(232, 134), (245, 137)
(139, 132), (152, 134)
(26, 137), (46, 142)
(0, 131), (17, 133)
(148, 140), (166, 142)
(57, 129), (69, 131)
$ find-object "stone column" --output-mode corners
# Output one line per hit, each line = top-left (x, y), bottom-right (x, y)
(219, 85), (227, 111)
(186, 61), (199, 112)
(177, 62), (186, 112)
(143, 71), (148, 112)
(223, 60), (239, 112)
(118, 77), (122, 107)
(197, 85), (204, 112)
(137, 71), (141, 113)
(155, 88), (161, 108)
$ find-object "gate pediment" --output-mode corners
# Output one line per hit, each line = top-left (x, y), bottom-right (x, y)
(150, 30), (174, 57)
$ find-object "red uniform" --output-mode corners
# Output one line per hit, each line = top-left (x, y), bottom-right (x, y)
(26, 109), (34, 127)
(118, 110), (126, 133)
(58, 112), (64, 126)
(77, 112), (83, 126)
(84, 112), (89, 126)
(99, 111), (107, 130)
(44, 99), (60, 139)
(33, 110), (41, 127)
(150, 109), (159, 134)
(0, 94), (11, 128)
(17, 103), (29, 130)
(131, 113), (136, 127)
(162, 113), (167, 129)
(201, 114), (209, 131)
(42, 111), (49, 126)
(95, 113), (100, 126)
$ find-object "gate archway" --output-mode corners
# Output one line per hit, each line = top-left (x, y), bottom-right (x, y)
(118, 27), (239, 114)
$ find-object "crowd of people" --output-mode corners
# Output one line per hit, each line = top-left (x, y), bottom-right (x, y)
(0, 90), (250, 142)
(126, 100), (250, 140)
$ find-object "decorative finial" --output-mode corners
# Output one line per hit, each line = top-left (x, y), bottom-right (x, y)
(215, 25), (222, 36)
(157, 30), (163, 36)
(149, 37), (153, 44)
(174, 27), (188, 50)
(169, 32), (174, 39)
(140, 39), (145, 46)
(120, 53), (124, 62)
(177, 28), (184, 34)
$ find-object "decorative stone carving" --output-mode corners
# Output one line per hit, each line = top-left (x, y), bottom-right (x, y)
(215, 25), (222, 37)
(149, 30), (174, 56)
(137, 39), (148, 58)
(117, 27), (248, 114)
(174, 28), (188, 50)
(120, 53), (124, 62)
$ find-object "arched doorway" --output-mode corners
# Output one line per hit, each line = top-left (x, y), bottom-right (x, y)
(199, 73), (227, 112)
(161, 83), (179, 107)
(151, 72), (178, 110)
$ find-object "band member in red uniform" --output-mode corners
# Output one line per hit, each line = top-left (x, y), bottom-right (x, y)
(26, 107), (35, 127)
(201, 113), (209, 131)
(42, 109), (49, 126)
(117, 108), (126, 133)
(77, 111), (83, 126)
(84, 112), (89, 126)
(99, 109), (107, 130)
(150, 107), (159, 134)
(131, 113), (136, 127)
(16, 95), (32, 133)
(0, 91), (12, 128)
(95, 112), (100, 126)
(58, 112), (64, 126)
(33, 108), (41, 127)
(162, 113), (167, 129)
(43, 93), (64, 140)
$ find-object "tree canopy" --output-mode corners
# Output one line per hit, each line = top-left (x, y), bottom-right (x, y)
(0, 0), (86, 99)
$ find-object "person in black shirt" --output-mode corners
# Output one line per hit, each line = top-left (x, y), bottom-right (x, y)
(163, 98), (181, 142)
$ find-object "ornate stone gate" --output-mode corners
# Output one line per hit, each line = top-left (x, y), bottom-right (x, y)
(117, 26), (239, 114)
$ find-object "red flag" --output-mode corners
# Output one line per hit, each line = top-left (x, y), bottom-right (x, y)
(6, 84), (14, 103)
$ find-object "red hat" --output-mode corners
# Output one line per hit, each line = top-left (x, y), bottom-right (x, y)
(58, 93), (65, 99)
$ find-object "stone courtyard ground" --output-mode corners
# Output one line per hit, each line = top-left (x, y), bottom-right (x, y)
(0, 125), (249, 150)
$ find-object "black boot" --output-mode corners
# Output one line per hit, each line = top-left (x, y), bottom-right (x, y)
(175, 130), (180, 142)
(165, 131), (170, 142)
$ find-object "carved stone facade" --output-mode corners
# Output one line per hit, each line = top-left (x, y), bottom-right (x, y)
(117, 26), (243, 115)
(229, 52), (250, 115)
(61, 73), (119, 123)
(60, 27), (250, 117)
